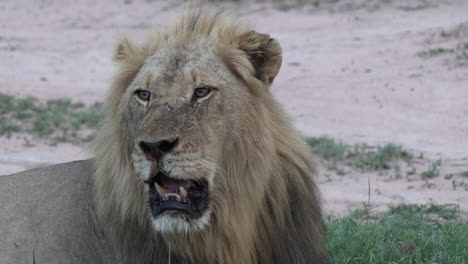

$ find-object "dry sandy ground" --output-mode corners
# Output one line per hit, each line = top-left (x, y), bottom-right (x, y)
(0, 0), (467, 216)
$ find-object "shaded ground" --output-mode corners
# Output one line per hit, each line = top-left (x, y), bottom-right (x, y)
(0, 0), (467, 215)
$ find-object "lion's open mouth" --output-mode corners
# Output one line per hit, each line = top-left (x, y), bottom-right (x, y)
(147, 171), (209, 218)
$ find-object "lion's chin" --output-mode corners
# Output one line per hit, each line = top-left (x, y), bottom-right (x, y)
(151, 210), (212, 233)
(146, 171), (210, 232)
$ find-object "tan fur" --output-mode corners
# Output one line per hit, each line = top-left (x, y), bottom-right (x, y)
(92, 6), (329, 264)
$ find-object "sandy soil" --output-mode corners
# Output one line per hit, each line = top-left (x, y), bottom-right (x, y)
(1, 0), (467, 216)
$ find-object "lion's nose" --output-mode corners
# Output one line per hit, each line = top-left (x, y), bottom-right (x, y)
(139, 137), (179, 161)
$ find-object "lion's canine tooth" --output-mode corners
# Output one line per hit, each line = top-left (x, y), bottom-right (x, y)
(179, 186), (187, 200)
(175, 194), (181, 202)
(155, 183), (166, 196)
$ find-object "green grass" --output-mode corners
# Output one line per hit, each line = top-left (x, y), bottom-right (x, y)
(306, 136), (346, 160)
(0, 93), (103, 144)
(388, 204), (459, 221)
(306, 137), (413, 172)
(421, 160), (441, 179)
(419, 47), (455, 56)
(419, 42), (468, 63)
(327, 204), (468, 264)
(352, 143), (413, 170)
(461, 171), (468, 178)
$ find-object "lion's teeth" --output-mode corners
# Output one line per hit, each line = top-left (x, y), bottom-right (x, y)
(163, 193), (177, 201)
(155, 183), (166, 196)
(179, 186), (187, 200)
(165, 192), (181, 201)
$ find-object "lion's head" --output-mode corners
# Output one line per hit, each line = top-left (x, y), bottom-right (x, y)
(93, 6), (328, 264)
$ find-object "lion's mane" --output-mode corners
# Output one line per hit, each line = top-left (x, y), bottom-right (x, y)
(92, 6), (329, 264)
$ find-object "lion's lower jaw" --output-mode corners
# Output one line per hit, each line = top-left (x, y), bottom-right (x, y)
(151, 209), (212, 233)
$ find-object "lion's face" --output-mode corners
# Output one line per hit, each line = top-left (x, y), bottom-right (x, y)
(123, 41), (244, 232)
(105, 13), (282, 234)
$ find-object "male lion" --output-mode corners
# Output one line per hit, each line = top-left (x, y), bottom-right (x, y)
(0, 7), (329, 264)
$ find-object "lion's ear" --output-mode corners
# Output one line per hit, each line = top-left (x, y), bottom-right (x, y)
(114, 36), (145, 62)
(235, 31), (283, 87)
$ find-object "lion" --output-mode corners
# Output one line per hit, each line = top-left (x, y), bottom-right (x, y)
(0, 7), (329, 264)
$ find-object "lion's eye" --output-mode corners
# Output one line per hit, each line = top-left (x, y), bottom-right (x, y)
(193, 87), (211, 99)
(135, 90), (151, 101)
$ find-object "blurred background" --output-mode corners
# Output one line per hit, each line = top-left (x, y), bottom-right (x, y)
(1, 0), (468, 245)
(1, 0), (468, 261)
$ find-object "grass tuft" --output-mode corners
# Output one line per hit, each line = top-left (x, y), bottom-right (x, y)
(388, 203), (459, 221)
(327, 204), (467, 264)
(419, 42), (468, 63)
(306, 137), (413, 173)
(421, 160), (441, 179)
(306, 136), (346, 160)
(352, 143), (413, 170)
(0, 92), (103, 144)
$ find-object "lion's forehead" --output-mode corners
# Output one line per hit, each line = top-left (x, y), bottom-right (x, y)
(139, 46), (232, 95)
(143, 41), (219, 77)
